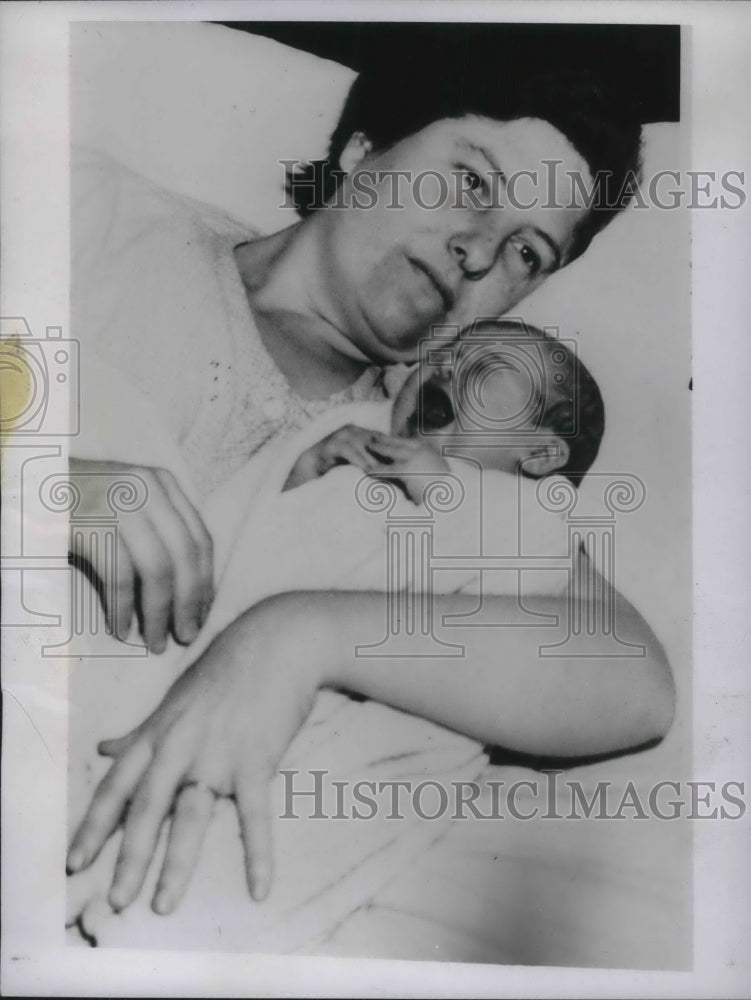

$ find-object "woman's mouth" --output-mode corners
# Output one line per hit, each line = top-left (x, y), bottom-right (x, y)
(407, 257), (454, 313)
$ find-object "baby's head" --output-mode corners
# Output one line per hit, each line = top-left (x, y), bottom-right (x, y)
(390, 319), (605, 487)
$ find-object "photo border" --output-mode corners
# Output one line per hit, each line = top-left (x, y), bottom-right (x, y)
(1, 1), (750, 996)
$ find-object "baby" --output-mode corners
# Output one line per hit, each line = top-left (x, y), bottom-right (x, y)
(285, 318), (605, 507)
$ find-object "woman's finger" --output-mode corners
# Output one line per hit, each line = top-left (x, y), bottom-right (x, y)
(98, 729), (140, 758)
(108, 727), (193, 911)
(154, 469), (215, 638)
(151, 783), (215, 914)
(235, 768), (273, 901)
(68, 523), (136, 642)
(139, 493), (200, 648)
(66, 836), (121, 928)
(67, 738), (153, 874)
(118, 513), (174, 654)
(111, 539), (136, 641)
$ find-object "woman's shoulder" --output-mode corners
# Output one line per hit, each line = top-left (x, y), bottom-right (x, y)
(72, 144), (264, 245)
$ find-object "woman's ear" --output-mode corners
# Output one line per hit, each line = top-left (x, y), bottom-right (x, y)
(523, 438), (570, 478)
(339, 131), (374, 174)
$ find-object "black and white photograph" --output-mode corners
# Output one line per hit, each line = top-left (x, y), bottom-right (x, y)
(1, 2), (750, 996)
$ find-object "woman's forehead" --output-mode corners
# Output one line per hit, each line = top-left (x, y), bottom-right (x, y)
(417, 114), (592, 179)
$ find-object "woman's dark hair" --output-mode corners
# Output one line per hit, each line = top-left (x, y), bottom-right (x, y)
(288, 63), (642, 262)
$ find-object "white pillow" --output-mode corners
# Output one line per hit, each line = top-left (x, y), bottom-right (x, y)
(71, 21), (355, 232)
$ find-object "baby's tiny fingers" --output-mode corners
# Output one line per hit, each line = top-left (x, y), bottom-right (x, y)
(333, 443), (377, 471)
(367, 429), (400, 445)
(367, 437), (416, 458)
(369, 465), (409, 482)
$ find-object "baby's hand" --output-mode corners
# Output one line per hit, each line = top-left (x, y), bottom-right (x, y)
(283, 425), (398, 491)
(364, 437), (451, 505)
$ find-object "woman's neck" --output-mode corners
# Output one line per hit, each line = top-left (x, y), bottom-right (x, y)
(234, 223), (371, 399)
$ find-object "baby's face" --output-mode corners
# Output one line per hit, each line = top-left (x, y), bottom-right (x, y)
(390, 337), (563, 474)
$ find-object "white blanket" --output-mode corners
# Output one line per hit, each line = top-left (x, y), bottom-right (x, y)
(68, 399), (570, 952)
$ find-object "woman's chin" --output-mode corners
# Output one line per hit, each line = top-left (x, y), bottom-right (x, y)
(363, 305), (444, 361)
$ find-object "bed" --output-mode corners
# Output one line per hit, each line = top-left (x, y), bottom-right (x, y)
(67, 21), (691, 968)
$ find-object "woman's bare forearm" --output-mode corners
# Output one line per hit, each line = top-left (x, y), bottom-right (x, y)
(286, 564), (674, 758)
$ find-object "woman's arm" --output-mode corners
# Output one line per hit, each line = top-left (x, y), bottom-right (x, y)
(67, 551), (674, 913)
(291, 548), (674, 757)
(306, 553), (674, 757)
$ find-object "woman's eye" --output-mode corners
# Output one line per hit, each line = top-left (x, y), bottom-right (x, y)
(511, 239), (541, 275)
(457, 166), (487, 196)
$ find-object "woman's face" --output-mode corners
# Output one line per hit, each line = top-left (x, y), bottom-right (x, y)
(314, 115), (593, 364)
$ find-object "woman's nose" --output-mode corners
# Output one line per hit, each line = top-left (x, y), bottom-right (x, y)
(448, 228), (500, 280)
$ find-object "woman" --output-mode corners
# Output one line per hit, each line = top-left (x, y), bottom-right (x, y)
(67, 62), (673, 925)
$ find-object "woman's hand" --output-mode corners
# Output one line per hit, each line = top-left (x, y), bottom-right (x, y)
(66, 595), (321, 914)
(66, 575), (674, 915)
(68, 457), (214, 652)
